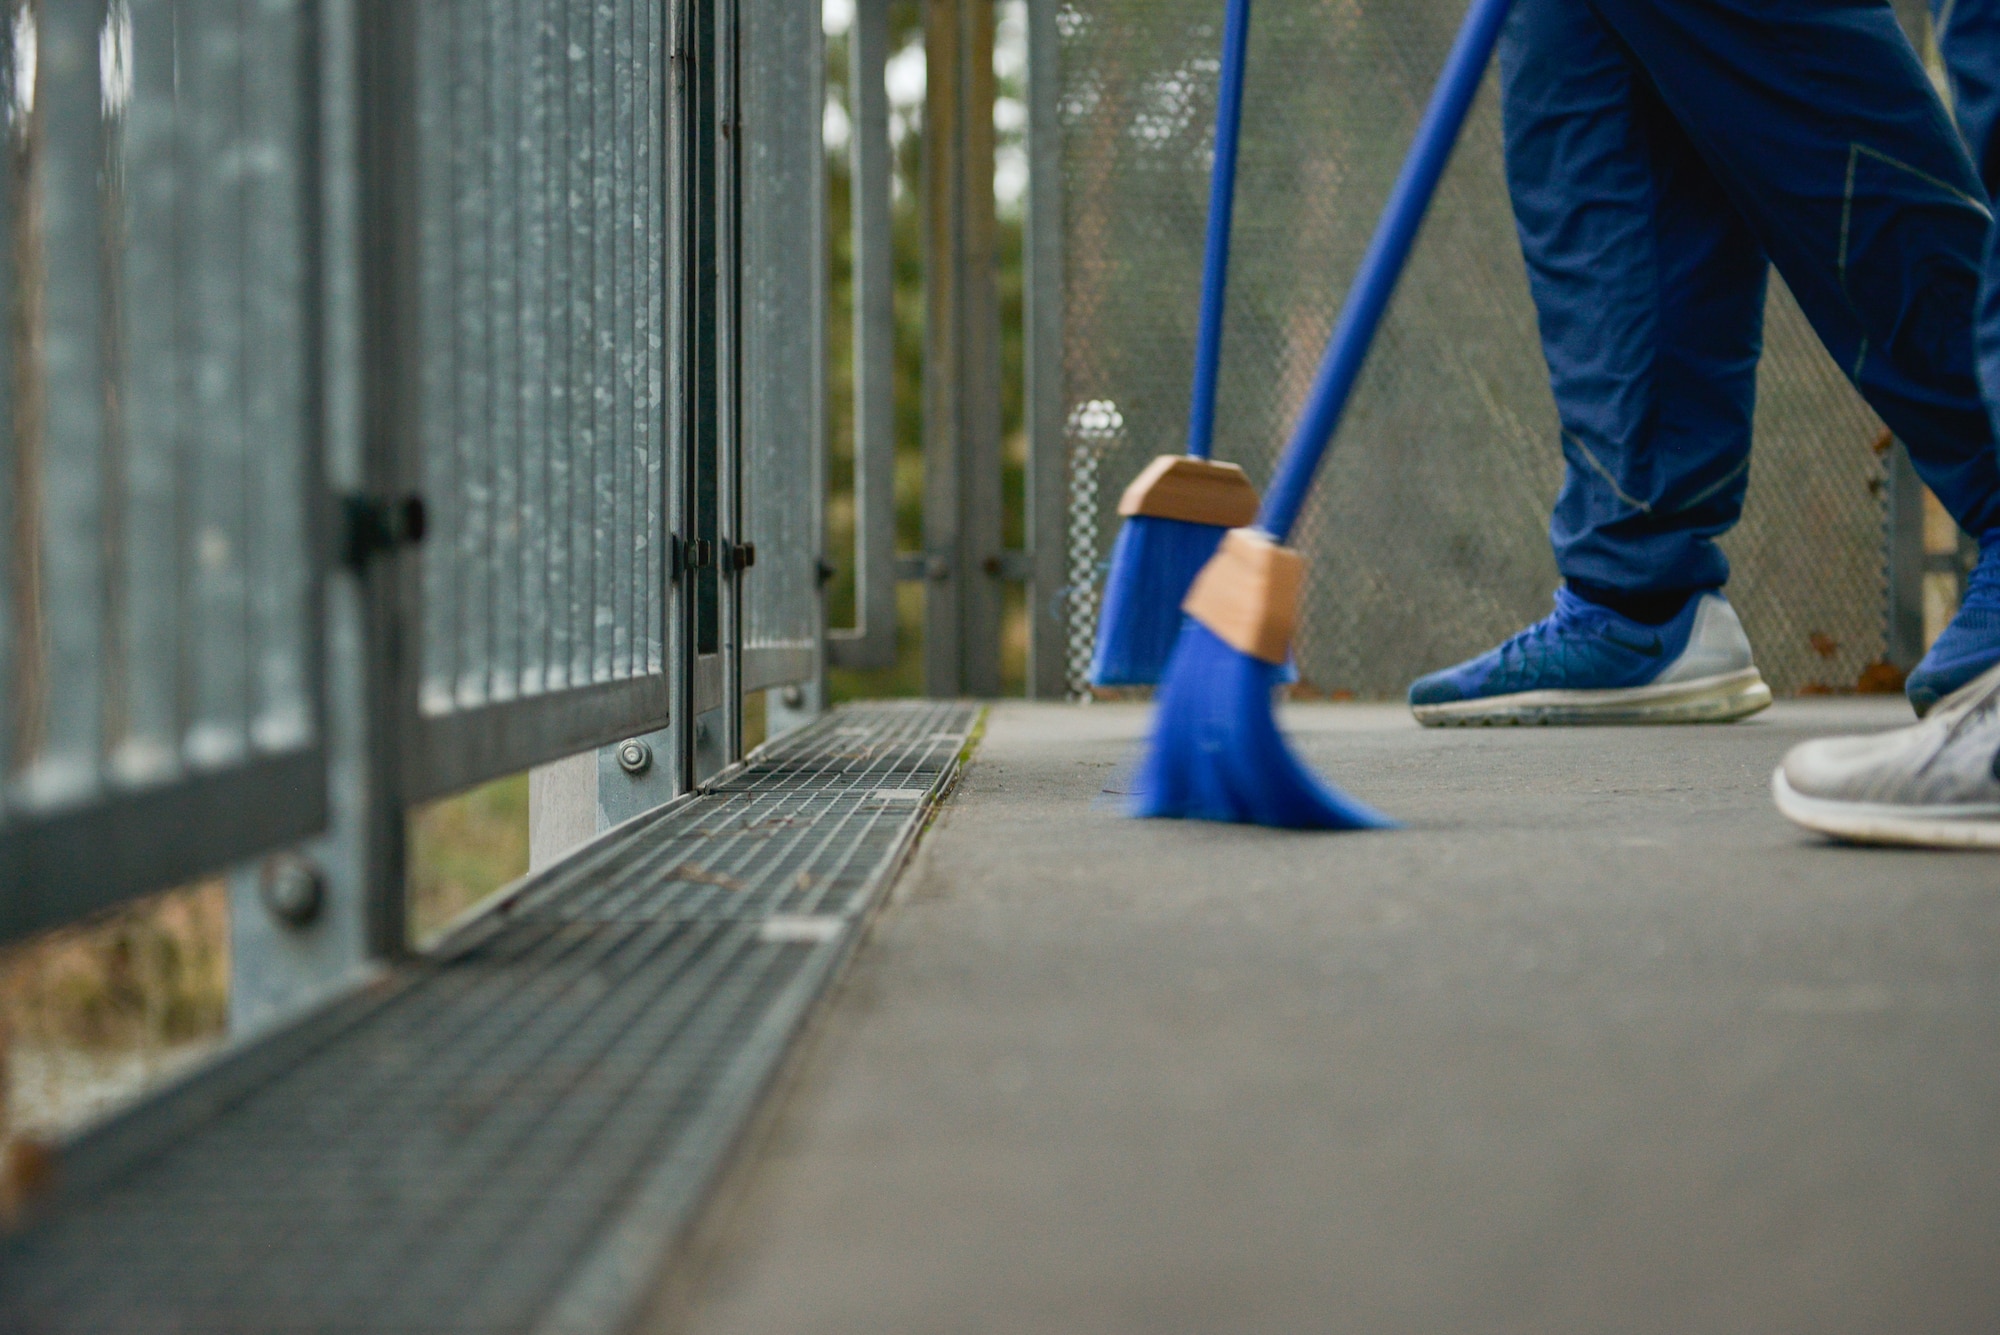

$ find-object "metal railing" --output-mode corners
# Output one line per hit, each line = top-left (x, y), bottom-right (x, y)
(0, 0), (834, 1011)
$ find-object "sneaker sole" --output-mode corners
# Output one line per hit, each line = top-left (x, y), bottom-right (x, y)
(1771, 769), (2000, 849)
(1411, 668), (1774, 728)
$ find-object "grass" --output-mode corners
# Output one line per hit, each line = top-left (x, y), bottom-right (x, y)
(1, 880), (231, 1145)
(0, 882), (229, 1057)
(408, 773), (532, 942)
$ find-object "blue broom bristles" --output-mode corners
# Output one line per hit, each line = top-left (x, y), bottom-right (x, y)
(1131, 619), (1395, 830)
(1090, 515), (1228, 687)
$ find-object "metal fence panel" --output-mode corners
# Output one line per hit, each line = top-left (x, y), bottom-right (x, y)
(1055, 0), (1890, 699)
(738, 0), (822, 692)
(0, 0), (324, 940)
(408, 0), (672, 800)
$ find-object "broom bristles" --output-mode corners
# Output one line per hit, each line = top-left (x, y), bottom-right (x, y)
(1090, 516), (1229, 687)
(1132, 620), (1395, 830)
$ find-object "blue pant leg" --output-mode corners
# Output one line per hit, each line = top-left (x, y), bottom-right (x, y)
(1590, 0), (2000, 538)
(1936, 0), (2000, 195)
(1500, 0), (1769, 594)
(1937, 0), (2000, 535)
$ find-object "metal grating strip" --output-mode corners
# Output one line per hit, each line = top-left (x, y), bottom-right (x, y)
(0, 702), (980, 1335)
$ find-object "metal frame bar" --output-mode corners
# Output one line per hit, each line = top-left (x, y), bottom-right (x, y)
(1, 752), (325, 948)
(412, 675), (673, 805)
(667, 0), (694, 795)
(829, 0), (898, 672)
(675, 0), (737, 780)
(720, 0), (746, 766)
(359, 0), (426, 954)
(1024, 0), (1068, 700)
(742, 645), (819, 694)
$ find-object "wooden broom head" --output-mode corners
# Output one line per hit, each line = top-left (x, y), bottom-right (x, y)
(1117, 456), (1261, 528)
(1181, 528), (1303, 665)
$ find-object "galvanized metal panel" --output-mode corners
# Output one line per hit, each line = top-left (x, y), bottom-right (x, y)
(738, 0), (821, 670)
(409, 0), (675, 801)
(0, 0), (324, 938)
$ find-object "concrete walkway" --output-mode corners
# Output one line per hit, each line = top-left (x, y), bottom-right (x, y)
(655, 701), (2000, 1335)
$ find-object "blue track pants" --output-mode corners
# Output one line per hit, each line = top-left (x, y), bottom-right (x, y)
(1501, 0), (2000, 595)
(1937, 0), (2000, 474)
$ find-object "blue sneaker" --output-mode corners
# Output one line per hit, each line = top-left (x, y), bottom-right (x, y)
(1408, 587), (1773, 727)
(1907, 531), (2000, 718)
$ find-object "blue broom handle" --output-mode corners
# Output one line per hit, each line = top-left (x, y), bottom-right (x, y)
(1258, 0), (1516, 540)
(1185, 0), (1253, 462)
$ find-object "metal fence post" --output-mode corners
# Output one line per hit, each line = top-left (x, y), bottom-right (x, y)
(1025, 0), (1068, 700)
(355, 0), (423, 958)
(232, 0), (392, 1034)
(830, 0), (899, 672)
(923, 0), (1004, 698)
(1884, 440), (1927, 672)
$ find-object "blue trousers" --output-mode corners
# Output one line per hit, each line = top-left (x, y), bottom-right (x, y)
(1937, 0), (2000, 474)
(1502, 0), (2000, 595)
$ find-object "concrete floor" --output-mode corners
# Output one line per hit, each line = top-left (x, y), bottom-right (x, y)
(656, 700), (2000, 1335)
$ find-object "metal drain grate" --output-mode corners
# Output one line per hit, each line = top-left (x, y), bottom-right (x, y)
(0, 702), (979, 1335)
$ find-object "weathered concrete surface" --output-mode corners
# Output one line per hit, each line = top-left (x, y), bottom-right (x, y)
(656, 701), (2000, 1335)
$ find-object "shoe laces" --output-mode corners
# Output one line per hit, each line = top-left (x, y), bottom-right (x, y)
(1489, 591), (1611, 680)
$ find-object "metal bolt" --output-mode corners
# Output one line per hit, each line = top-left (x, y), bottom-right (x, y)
(259, 855), (325, 928)
(616, 739), (653, 775)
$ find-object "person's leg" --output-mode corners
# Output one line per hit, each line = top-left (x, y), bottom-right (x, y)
(1502, 0), (1769, 604)
(1587, 0), (2000, 544)
(1906, 0), (2000, 712)
(1407, 0), (1775, 727)
(1935, 0), (2000, 196)
(1773, 658), (2000, 847)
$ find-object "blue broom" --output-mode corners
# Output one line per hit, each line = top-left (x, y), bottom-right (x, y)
(1133, 0), (1517, 828)
(1090, 0), (1262, 687)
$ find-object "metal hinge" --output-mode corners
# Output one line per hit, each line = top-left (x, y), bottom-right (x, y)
(672, 535), (717, 582)
(341, 493), (427, 571)
(722, 541), (757, 574)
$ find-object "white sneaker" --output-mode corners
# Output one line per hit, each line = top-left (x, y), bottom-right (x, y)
(1772, 662), (2000, 848)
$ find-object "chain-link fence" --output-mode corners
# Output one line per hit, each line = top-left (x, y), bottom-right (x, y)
(1057, 0), (1890, 699)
